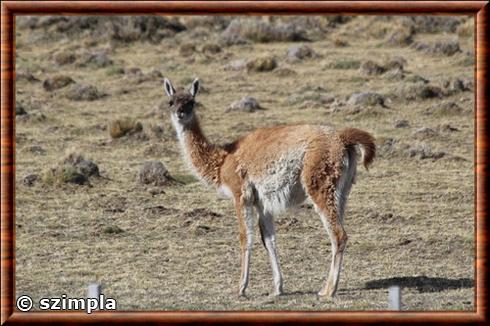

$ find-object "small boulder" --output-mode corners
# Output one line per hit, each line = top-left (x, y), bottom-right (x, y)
(224, 59), (247, 71)
(53, 50), (76, 66)
(65, 84), (105, 101)
(359, 60), (386, 76)
(23, 174), (39, 186)
(79, 51), (113, 68)
(201, 43), (222, 55)
(109, 118), (143, 139)
(227, 96), (265, 113)
(347, 92), (385, 107)
(43, 75), (74, 91)
(286, 44), (316, 61)
(394, 120), (410, 128)
(246, 56), (277, 72)
(139, 161), (175, 186)
(412, 40), (461, 56)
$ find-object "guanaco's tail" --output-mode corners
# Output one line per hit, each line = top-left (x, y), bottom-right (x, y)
(339, 128), (376, 170)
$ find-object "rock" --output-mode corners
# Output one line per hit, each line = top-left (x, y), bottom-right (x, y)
(26, 145), (46, 155)
(400, 16), (463, 34)
(53, 50), (76, 65)
(179, 43), (197, 57)
(246, 56), (277, 72)
(438, 123), (460, 132)
(224, 59), (247, 71)
(386, 27), (414, 46)
(227, 96), (265, 113)
(109, 118), (143, 138)
(65, 84), (105, 101)
(139, 161), (174, 186)
(16, 71), (40, 83)
(413, 127), (438, 139)
(17, 111), (47, 123)
(43, 75), (74, 91)
(412, 40), (461, 56)
(359, 60), (386, 76)
(394, 120), (410, 128)
(347, 92), (385, 106)
(286, 44), (316, 61)
(23, 174), (39, 186)
(442, 77), (473, 94)
(102, 225), (125, 234)
(221, 18), (308, 44)
(201, 43), (222, 55)
(397, 83), (442, 101)
(16, 102), (28, 116)
(405, 75), (430, 84)
(64, 152), (100, 177)
(424, 101), (465, 116)
(406, 143), (446, 160)
(79, 51), (113, 68)
(273, 68), (298, 77)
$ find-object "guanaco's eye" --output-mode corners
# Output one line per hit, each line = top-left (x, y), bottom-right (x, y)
(169, 100), (174, 106)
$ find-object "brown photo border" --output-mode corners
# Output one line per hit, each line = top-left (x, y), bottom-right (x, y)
(1, 1), (488, 325)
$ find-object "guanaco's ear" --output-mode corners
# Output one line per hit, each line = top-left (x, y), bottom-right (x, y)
(163, 78), (175, 97)
(189, 78), (200, 98)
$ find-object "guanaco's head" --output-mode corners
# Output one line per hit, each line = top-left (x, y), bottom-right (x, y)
(163, 77), (200, 125)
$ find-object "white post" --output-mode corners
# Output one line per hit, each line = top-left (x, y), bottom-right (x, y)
(388, 285), (401, 310)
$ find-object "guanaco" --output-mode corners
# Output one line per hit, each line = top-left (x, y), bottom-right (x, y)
(163, 77), (375, 298)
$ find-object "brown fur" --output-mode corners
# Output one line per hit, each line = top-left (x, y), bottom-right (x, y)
(339, 127), (376, 169)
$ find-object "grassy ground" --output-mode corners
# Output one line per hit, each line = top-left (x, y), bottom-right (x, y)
(15, 15), (474, 311)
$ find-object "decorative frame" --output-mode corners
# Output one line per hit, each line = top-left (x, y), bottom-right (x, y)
(1, 1), (488, 325)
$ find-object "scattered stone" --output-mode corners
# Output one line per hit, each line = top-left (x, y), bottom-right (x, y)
(273, 67), (298, 77)
(79, 51), (113, 68)
(226, 96), (265, 113)
(326, 60), (361, 70)
(102, 225), (125, 235)
(400, 16), (463, 34)
(405, 75), (430, 84)
(394, 120), (410, 128)
(201, 43), (222, 55)
(224, 59), (247, 71)
(438, 123), (460, 132)
(384, 57), (406, 71)
(246, 56), (277, 72)
(138, 161), (175, 186)
(412, 127), (438, 139)
(16, 71), (40, 83)
(23, 174), (39, 186)
(43, 152), (100, 185)
(359, 60), (386, 76)
(347, 92), (385, 107)
(386, 27), (414, 46)
(424, 101), (465, 116)
(43, 75), (74, 91)
(16, 102), (28, 116)
(179, 43), (197, 57)
(286, 44), (316, 61)
(412, 40), (461, 56)
(406, 143), (446, 160)
(26, 145), (46, 155)
(17, 111), (47, 123)
(109, 118), (143, 139)
(53, 50), (76, 65)
(457, 19), (474, 38)
(442, 77), (473, 94)
(65, 84), (105, 101)
(221, 18), (308, 44)
(397, 83), (442, 101)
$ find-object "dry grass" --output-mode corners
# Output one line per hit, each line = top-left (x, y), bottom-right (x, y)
(15, 16), (474, 311)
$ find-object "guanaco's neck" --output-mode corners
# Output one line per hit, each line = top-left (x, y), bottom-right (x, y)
(172, 115), (227, 186)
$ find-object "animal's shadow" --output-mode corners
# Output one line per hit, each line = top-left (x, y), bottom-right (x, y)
(364, 276), (474, 293)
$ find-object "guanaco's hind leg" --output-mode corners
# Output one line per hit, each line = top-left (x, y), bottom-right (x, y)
(257, 208), (284, 296)
(316, 208), (348, 297)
